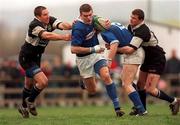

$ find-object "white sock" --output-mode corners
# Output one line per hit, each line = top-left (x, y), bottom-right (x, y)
(171, 98), (177, 105)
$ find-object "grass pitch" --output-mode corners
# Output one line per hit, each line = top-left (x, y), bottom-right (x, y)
(0, 104), (179, 125)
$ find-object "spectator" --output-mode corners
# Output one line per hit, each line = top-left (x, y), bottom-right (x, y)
(164, 49), (180, 96)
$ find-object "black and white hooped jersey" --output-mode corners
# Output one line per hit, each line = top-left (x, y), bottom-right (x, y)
(21, 16), (62, 54)
(127, 23), (158, 47)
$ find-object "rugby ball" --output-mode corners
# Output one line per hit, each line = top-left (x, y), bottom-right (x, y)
(93, 15), (107, 31)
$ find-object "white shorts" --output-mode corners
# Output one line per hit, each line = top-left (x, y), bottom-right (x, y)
(76, 53), (106, 78)
(121, 47), (145, 65)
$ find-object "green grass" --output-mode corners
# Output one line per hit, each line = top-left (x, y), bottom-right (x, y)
(0, 104), (179, 125)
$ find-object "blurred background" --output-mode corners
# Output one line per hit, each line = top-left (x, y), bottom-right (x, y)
(0, 0), (179, 107)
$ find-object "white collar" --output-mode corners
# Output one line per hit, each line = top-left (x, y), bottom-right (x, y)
(78, 17), (92, 25)
(132, 21), (145, 30)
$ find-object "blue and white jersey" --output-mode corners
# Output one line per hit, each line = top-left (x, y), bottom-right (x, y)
(71, 19), (99, 57)
(101, 22), (133, 47)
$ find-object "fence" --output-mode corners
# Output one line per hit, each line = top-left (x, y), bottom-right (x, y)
(0, 75), (109, 108)
(0, 74), (179, 108)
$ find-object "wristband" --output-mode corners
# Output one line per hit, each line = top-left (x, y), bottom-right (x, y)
(90, 47), (95, 53)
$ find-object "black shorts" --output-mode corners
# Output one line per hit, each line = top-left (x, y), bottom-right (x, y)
(19, 51), (42, 78)
(140, 45), (166, 75)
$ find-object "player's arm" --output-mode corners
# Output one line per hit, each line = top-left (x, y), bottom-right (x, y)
(51, 16), (72, 30)
(57, 22), (72, 30)
(117, 36), (143, 54)
(117, 46), (135, 54)
(32, 25), (71, 41)
(71, 45), (104, 54)
(41, 31), (71, 41)
(101, 31), (118, 59)
(71, 46), (91, 54)
(71, 28), (104, 54)
(108, 42), (119, 61)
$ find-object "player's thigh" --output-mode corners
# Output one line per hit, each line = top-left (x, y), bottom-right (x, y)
(145, 73), (160, 90)
(76, 55), (95, 78)
(83, 77), (97, 91)
(121, 64), (139, 85)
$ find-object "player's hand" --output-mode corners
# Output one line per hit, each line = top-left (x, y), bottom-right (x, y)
(105, 43), (110, 50)
(95, 45), (105, 53)
(104, 19), (111, 29)
(91, 45), (105, 53)
(72, 18), (79, 25)
(63, 34), (71, 41)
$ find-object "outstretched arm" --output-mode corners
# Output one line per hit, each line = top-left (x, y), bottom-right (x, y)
(41, 31), (71, 41)
(58, 22), (72, 30)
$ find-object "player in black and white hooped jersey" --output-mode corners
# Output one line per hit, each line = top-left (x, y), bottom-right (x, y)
(18, 6), (72, 118)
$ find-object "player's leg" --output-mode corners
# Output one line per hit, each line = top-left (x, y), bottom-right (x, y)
(122, 64), (146, 115)
(95, 59), (124, 117)
(25, 71), (48, 116)
(145, 73), (180, 115)
(82, 77), (97, 94)
(22, 77), (33, 107)
(129, 70), (148, 115)
(137, 71), (148, 110)
(79, 77), (86, 89)
(18, 52), (34, 118)
(18, 77), (33, 118)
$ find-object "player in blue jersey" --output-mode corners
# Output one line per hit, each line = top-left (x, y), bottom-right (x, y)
(100, 22), (147, 116)
(18, 6), (72, 118)
(71, 4), (125, 117)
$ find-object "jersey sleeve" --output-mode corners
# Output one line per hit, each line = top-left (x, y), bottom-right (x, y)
(30, 22), (46, 38)
(49, 16), (62, 30)
(71, 29), (84, 46)
(134, 25), (151, 42)
(129, 36), (143, 49)
(101, 31), (119, 44)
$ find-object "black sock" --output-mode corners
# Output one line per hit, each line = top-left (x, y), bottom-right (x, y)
(155, 90), (175, 103)
(132, 83), (137, 90)
(28, 86), (42, 102)
(22, 87), (31, 108)
(138, 90), (147, 110)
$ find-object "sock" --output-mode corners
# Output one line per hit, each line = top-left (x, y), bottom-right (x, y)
(22, 87), (31, 108)
(105, 83), (120, 110)
(28, 85), (42, 102)
(132, 82), (137, 90)
(138, 90), (147, 110)
(128, 91), (145, 113)
(154, 90), (175, 103)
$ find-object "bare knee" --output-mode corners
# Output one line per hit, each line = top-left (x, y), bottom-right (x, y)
(101, 73), (112, 84)
(37, 78), (48, 89)
(87, 88), (97, 95)
(122, 83), (134, 94)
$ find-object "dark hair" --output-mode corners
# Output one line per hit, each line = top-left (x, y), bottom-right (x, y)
(79, 4), (92, 14)
(132, 9), (144, 20)
(34, 6), (46, 17)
